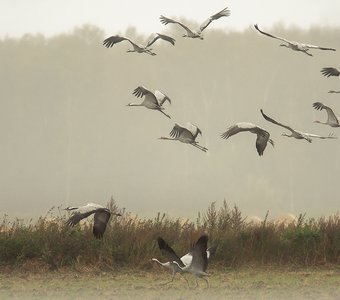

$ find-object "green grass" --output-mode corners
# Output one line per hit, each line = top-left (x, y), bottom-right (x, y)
(0, 267), (339, 299)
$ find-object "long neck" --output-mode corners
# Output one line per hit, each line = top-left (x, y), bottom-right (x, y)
(314, 120), (326, 125)
(127, 103), (142, 107)
(159, 137), (176, 141)
(151, 258), (170, 268)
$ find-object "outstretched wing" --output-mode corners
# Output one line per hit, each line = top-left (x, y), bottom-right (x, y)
(132, 86), (159, 105)
(313, 102), (339, 126)
(306, 132), (337, 139)
(220, 124), (244, 139)
(169, 123), (186, 138)
(65, 209), (98, 227)
(199, 7), (230, 33)
(160, 15), (195, 35)
(103, 35), (138, 48)
(255, 132), (270, 156)
(321, 67), (340, 77)
(260, 109), (295, 133)
(191, 235), (208, 272)
(304, 44), (336, 51)
(93, 209), (111, 239)
(145, 33), (175, 48)
(157, 237), (185, 267)
(254, 24), (291, 44)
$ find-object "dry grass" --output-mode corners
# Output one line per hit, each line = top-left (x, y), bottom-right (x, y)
(0, 199), (339, 270)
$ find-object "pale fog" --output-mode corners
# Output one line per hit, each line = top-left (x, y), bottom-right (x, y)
(0, 1), (340, 222)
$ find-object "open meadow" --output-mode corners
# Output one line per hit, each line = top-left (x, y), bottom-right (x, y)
(0, 201), (339, 299)
(0, 267), (339, 300)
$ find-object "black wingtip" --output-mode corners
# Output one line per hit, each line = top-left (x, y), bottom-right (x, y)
(157, 237), (167, 250)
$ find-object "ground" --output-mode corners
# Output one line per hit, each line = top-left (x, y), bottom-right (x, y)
(0, 266), (339, 299)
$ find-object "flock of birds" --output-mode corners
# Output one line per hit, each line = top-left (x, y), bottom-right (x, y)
(101, 5), (340, 156)
(63, 4), (340, 288)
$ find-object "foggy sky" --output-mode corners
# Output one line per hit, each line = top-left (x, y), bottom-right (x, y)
(1, 0), (340, 38)
(1, 2), (340, 222)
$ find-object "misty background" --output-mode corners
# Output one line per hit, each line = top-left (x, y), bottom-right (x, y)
(1, 2), (340, 221)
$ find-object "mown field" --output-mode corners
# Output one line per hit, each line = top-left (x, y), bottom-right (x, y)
(0, 267), (339, 300)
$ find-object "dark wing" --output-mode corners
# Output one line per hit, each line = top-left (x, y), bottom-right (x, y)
(220, 124), (243, 139)
(66, 209), (97, 227)
(145, 33), (175, 48)
(157, 237), (185, 267)
(169, 123), (186, 138)
(132, 86), (159, 105)
(103, 35), (137, 48)
(160, 16), (195, 35)
(199, 7), (230, 33)
(260, 109), (295, 133)
(191, 235), (208, 272)
(321, 67), (340, 77)
(313, 102), (339, 126)
(93, 209), (111, 239)
(255, 133), (270, 156)
(254, 24), (291, 44)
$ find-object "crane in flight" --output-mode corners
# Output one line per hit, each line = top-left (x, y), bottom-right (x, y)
(103, 33), (175, 55)
(261, 109), (337, 142)
(65, 203), (122, 239)
(254, 24), (336, 56)
(152, 237), (216, 286)
(221, 122), (274, 156)
(172, 235), (211, 288)
(160, 6), (230, 40)
(313, 102), (340, 127)
(127, 86), (171, 119)
(159, 123), (208, 152)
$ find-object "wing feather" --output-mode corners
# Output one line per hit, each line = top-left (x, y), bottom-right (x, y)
(260, 109), (295, 133)
(321, 67), (340, 77)
(254, 24), (291, 44)
(199, 7), (230, 33)
(157, 237), (185, 267)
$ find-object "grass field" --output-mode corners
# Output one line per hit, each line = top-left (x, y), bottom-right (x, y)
(0, 267), (339, 299)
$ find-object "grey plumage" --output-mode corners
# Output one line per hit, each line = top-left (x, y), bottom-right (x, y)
(159, 123), (208, 152)
(65, 203), (121, 239)
(254, 24), (336, 56)
(160, 7), (230, 39)
(221, 122), (274, 156)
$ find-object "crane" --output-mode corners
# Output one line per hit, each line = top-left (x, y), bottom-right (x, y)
(172, 235), (210, 288)
(321, 67), (340, 77)
(65, 203), (121, 239)
(254, 24), (336, 56)
(152, 237), (217, 286)
(261, 109), (337, 142)
(313, 102), (340, 127)
(221, 122), (274, 156)
(127, 86), (171, 119)
(160, 6), (230, 40)
(103, 33), (175, 55)
(159, 123), (208, 152)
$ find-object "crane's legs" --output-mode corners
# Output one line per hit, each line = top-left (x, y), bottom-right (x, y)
(158, 109), (171, 119)
(160, 270), (176, 286)
(191, 142), (208, 152)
